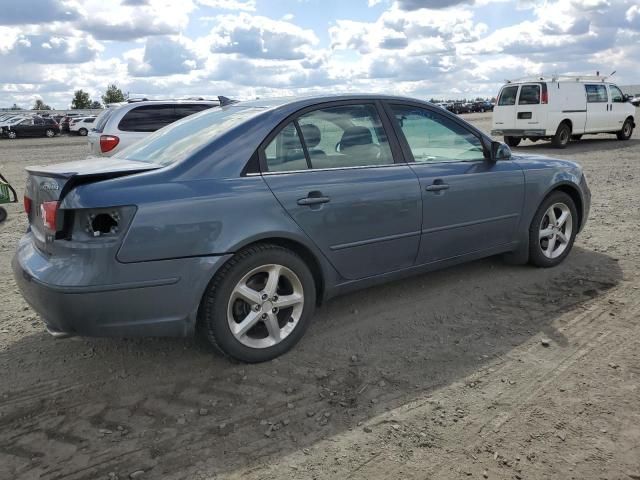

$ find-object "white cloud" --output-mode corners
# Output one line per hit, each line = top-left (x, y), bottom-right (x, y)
(196, 0), (256, 11)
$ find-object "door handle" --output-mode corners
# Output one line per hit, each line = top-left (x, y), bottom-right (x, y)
(425, 183), (450, 192)
(297, 192), (330, 206)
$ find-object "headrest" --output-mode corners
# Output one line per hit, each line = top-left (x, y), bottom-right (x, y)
(300, 123), (321, 148)
(340, 126), (373, 150)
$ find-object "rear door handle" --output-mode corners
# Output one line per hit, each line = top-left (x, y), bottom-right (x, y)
(425, 183), (450, 192)
(297, 192), (330, 206)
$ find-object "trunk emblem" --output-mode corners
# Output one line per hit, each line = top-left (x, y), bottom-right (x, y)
(40, 181), (59, 191)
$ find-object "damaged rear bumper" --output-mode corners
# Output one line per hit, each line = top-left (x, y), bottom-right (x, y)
(13, 233), (232, 338)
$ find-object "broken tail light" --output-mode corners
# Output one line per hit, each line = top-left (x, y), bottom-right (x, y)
(40, 201), (58, 231)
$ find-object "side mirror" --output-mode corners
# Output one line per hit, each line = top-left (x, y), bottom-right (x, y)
(623, 94), (630, 102)
(490, 140), (511, 161)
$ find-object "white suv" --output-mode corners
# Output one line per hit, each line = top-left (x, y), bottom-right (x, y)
(87, 99), (219, 156)
(491, 76), (635, 148)
(69, 117), (96, 136)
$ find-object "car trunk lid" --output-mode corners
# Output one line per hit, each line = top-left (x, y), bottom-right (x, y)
(24, 158), (160, 253)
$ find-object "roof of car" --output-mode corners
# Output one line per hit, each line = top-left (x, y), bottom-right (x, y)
(233, 94), (432, 111)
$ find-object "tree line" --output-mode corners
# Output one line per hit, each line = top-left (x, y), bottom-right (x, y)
(29, 84), (127, 111)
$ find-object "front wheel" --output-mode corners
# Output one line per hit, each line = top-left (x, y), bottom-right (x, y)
(504, 136), (521, 147)
(616, 118), (633, 140)
(528, 191), (578, 268)
(7, 131), (17, 139)
(199, 244), (316, 362)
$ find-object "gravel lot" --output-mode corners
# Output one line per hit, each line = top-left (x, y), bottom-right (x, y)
(1, 113), (639, 480)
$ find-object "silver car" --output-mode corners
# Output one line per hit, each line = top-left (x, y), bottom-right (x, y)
(87, 99), (219, 156)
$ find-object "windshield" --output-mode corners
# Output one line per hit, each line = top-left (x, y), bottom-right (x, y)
(115, 106), (266, 166)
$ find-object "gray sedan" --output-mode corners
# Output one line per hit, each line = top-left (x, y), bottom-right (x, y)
(13, 95), (590, 362)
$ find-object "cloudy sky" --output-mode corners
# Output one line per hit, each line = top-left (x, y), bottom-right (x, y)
(1, 0), (638, 109)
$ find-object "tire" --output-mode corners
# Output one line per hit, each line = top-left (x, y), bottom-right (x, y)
(199, 244), (316, 363)
(504, 136), (521, 147)
(0, 207), (6, 223)
(551, 122), (571, 148)
(79, 128), (88, 136)
(616, 118), (633, 140)
(571, 134), (582, 141)
(7, 131), (17, 139)
(45, 129), (55, 138)
(528, 191), (578, 268)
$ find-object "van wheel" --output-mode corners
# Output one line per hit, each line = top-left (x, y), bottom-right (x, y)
(571, 134), (582, 141)
(504, 136), (521, 147)
(199, 244), (316, 363)
(551, 123), (571, 148)
(616, 118), (633, 140)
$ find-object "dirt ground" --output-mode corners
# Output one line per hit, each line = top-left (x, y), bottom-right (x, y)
(1, 112), (639, 480)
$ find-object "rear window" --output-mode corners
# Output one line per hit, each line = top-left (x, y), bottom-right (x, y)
(84, 118), (95, 124)
(518, 85), (540, 105)
(115, 106), (265, 166)
(94, 108), (115, 133)
(498, 86), (518, 106)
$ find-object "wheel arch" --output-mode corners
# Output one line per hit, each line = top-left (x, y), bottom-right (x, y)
(544, 182), (583, 231)
(558, 118), (573, 132)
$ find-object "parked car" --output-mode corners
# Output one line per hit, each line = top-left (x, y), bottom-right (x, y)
(87, 99), (220, 156)
(0, 114), (28, 128)
(14, 94), (591, 362)
(2, 116), (60, 139)
(492, 77), (636, 148)
(471, 101), (494, 113)
(448, 102), (471, 114)
(69, 116), (96, 136)
(60, 113), (82, 133)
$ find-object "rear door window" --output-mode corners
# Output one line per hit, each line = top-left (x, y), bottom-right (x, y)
(498, 86), (518, 106)
(118, 105), (179, 132)
(84, 118), (95, 124)
(518, 85), (540, 104)
(585, 84), (608, 103)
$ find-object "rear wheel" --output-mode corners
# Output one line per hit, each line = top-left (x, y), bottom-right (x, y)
(551, 123), (571, 148)
(528, 191), (577, 268)
(504, 136), (521, 147)
(617, 118), (633, 140)
(45, 129), (55, 138)
(78, 128), (88, 136)
(199, 244), (316, 363)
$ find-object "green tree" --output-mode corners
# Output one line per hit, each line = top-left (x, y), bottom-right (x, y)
(90, 100), (103, 109)
(71, 89), (92, 109)
(32, 99), (51, 110)
(10, 103), (21, 110)
(101, 84), (126, 104)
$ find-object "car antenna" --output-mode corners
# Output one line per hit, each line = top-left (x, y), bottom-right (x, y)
(218, 95), (239, 106)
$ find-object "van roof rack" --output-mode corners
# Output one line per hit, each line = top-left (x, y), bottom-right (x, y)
(505, 72), (615, 84)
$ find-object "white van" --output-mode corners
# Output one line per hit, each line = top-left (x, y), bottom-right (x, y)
(491, 76), (636, 148)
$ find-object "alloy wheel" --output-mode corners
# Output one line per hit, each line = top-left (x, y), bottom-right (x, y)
(45, 129), (55, 138)
(538, 202), (573, 259)
(227, 264), (304, 349)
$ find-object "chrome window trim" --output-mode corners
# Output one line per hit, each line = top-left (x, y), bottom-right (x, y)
(247, 162), (407, 176)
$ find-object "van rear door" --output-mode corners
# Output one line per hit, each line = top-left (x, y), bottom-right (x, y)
(515, 83), (545, 131)
(492, 85), (519, 132)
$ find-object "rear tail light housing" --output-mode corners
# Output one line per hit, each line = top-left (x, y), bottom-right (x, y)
(100, 135), (120, 153)
(24, 195), (32, 215)
(40, 201), (59, 231)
